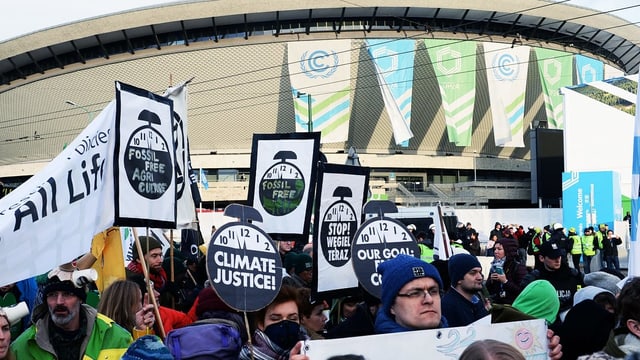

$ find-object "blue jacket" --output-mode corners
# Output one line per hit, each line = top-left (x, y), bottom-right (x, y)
(374, 308), (448, 334)
(441, 288), (489, 327)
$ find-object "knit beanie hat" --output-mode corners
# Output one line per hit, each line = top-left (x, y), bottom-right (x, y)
(132, 236), (163, 260)
(448, 254), (482, 287)
(283, 252), (299, 272)
(512, 280), (559, 324)
(573, 286), (614, 307)
(122, 335), (173, 360)
(294, 254), (313, 274)
(584, 271), (622, 295)
(377, 254), (442, 316)
(42, 276), (87, 302)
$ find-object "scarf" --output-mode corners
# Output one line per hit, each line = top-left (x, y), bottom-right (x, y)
(239, 329), (290, 360)
(126, 261), (167, 291)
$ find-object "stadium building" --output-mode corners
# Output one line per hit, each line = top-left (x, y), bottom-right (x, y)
(1, 0), (639, 209)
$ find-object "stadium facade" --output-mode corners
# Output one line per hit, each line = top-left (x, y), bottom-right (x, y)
(1, 0), (639, 208)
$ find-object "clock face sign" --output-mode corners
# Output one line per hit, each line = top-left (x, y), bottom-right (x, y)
(320, 198), (358, 267)
(258, 151), (306, 216)
(351, 217), (419, 298)
(207, 222), (283, 312)
(124, 124), (173, 199)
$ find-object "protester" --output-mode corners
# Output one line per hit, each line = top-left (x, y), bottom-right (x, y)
(572, 286), (616, 313)
(490, 280), (559, 326)
(559, 300), (615, 360)
(442, 254), (490, 327)
(459, 339), (525, 360)
(298, 288), (327, 339)
(0, 308), (12, 360)
(282, 254), (313, 289)
(485, 238), (527, 305)
(374, 254), (446, 333)
(584, 271), (622, 297)
(239, 285), (308, 360)
(129, 275), (193, 334)
(373, 255), (562, 359)
(578, 277), (640, 359)
(126, 236), (168, 295)
(190, 286), (248, 344)
(10, 275), (132, 359)
(511, 280), (560, 326)
(325, 293), (380, 339)
(327, 295), (361, 331)
(97, 280), (155, 338)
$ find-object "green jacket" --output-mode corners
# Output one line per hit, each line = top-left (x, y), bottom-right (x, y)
(10, 305), (132, 360)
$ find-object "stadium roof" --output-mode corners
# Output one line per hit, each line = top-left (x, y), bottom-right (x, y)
(1, 0), (640, 87)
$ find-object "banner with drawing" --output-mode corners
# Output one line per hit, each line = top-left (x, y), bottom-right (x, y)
(304, 319), (548, 359)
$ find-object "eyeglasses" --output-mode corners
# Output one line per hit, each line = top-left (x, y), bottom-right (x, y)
(396, 287), (441, 299)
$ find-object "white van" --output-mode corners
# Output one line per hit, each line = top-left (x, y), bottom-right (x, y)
(369, 206), (459, 240)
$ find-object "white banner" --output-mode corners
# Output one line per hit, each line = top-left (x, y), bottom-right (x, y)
(114, 82), (176, 228)
(483, 43), (530, 147)
(366, 39), (415, 146)
(164, 82), (198, 229)
(0, 102), (118, 286)
(305, 319), (548, 359)
(288, 40), (351, 144)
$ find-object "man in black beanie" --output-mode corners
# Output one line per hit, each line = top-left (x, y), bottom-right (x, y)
(126, 235), (167, 293)
(441, 253), (489, 327)
(10, 275), (132, 359)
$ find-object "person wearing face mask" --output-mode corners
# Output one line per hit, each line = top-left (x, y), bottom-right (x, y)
(239, 285), (309, 360)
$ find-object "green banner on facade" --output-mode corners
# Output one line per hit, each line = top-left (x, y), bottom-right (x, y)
(535, 48), (573, 129)
(425, 39), (477, 146)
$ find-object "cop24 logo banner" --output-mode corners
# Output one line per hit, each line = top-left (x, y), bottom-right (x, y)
(247, 133), (320, 240)
(114, 81), (176, 228)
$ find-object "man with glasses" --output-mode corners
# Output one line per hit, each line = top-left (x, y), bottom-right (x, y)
(373, 254), (562, 359)
(10, 275), (132, 359)
(374, 254), (447, 333)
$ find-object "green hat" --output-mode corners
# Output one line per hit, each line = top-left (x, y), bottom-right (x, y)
(512, 280), (559, 324)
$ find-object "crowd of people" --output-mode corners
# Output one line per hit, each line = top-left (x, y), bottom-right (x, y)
(0, 218), (636, 360)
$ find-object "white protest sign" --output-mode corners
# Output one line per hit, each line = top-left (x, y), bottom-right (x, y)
(114, 81), (176, 228)
(313, 162), (369, 296)
(304, 319), (548, 359)
(0, 101), (117, 286)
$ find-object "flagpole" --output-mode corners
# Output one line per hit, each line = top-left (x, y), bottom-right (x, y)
(629, 72), (640, 278)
